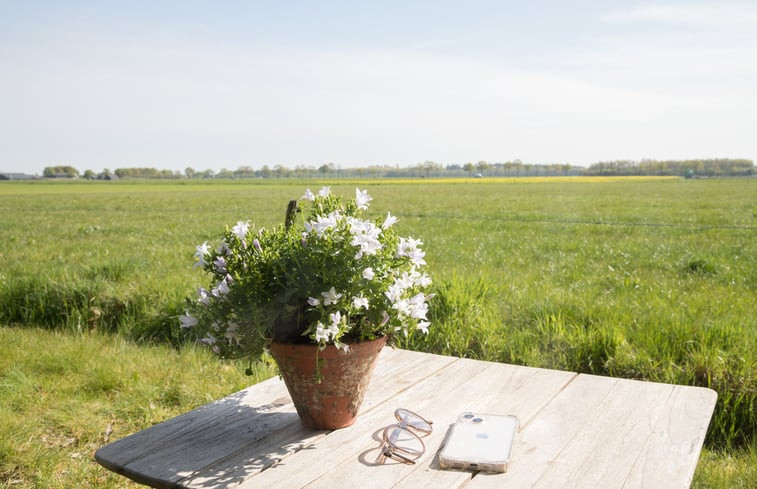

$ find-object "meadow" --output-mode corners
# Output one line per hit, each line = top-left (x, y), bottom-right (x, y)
(0, 177), (755, 488)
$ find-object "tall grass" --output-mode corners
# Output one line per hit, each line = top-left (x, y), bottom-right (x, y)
(1, 178), (754, 454)
(0, 326), (275, 488)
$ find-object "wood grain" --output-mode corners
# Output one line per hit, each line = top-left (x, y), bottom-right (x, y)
(95, 349), (716, 489)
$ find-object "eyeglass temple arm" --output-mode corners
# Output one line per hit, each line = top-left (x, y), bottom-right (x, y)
(383, 447), (417, 465)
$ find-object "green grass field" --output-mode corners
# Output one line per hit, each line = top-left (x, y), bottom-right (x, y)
(1, 177), (755, 488)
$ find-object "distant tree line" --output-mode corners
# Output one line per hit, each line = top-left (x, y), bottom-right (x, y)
(42, 166), (79, 178)
(114, 168), (181, 179)
(42, 158), (753, 181)
(47, 161), (585, 180)
(584, 159), (754, 177)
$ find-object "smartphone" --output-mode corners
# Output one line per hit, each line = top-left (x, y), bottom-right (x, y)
(438, 412), (518, 473)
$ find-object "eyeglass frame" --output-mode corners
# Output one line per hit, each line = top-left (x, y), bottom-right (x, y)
(378, 408), (433, 465)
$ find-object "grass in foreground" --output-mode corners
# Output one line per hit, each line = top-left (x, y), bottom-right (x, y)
(0, 326), (275, 488)
(0, 326), (754, 489)
(694, 444), (757, 489)
(0, 178), (754, 484)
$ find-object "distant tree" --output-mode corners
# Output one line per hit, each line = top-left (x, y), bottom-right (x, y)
(83, 169), (96, 180)
(583, 158), (753, 177)
(235, 165), (256, 178)
(43, 165), (79, 178)
(274, 164), (291, 178)
(115, 167), (172, 179)
(420, 160), (441, 178)
(185, 167), (196, 179)
(512, 159), (523, 177)
(294, 165), (314, 178)
(256, 165), (271, 178)
(318, 163), (336, 177)
(476, 160), (490, 175)
(368, 165), (386, 178)
(463, 162), (475, 176)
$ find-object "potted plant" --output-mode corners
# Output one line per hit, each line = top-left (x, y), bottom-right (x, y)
(180, 187), (433, 428)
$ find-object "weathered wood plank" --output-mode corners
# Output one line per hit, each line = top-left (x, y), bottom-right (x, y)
(95, 376), (296, 488)
(391, 360), (576, 489)
(620, 385), (717, 489)
(474, 375), (708, 489)
(466, 373), (621, 489)
(95, 347), (431, 488)
(95, 350), (716, 489)
(241, 358), (576, 489)
(178, 348), (458, 488)
(528, 377), (678, 489)
(235, 357), (484, 488)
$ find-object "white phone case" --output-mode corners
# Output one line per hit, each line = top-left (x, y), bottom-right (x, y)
(438, 412), (518, 473)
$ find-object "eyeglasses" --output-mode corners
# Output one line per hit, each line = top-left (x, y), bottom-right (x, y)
(377, 408), (433, 465)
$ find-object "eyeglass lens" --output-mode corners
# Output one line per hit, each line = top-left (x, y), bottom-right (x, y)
(384, 426), (424, 458)
(394, 408), (432, 433)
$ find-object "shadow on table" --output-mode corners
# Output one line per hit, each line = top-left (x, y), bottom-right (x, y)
(96, 385), (326, 489)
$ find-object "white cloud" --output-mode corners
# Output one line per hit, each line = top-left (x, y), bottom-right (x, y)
(560, 4), (757, 103)
(600, 4), (757, 26)
(1, 4), (755, 172)
(2, 38), (754, 168)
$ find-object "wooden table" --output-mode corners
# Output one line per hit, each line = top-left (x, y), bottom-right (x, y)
(95, 348), (717, 489)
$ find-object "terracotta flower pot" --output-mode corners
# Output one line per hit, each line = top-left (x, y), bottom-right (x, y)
(269, 336), (387, 429)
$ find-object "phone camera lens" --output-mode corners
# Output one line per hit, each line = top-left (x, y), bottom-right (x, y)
(463, 413), (474, 419)
(473, 417), (483, 423)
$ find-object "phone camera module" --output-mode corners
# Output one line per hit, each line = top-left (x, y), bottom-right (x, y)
(463, 413), (475, 419)
(473, 417), (484, 423)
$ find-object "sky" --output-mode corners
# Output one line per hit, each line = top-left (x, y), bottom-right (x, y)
(1, 0), (756, 175)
